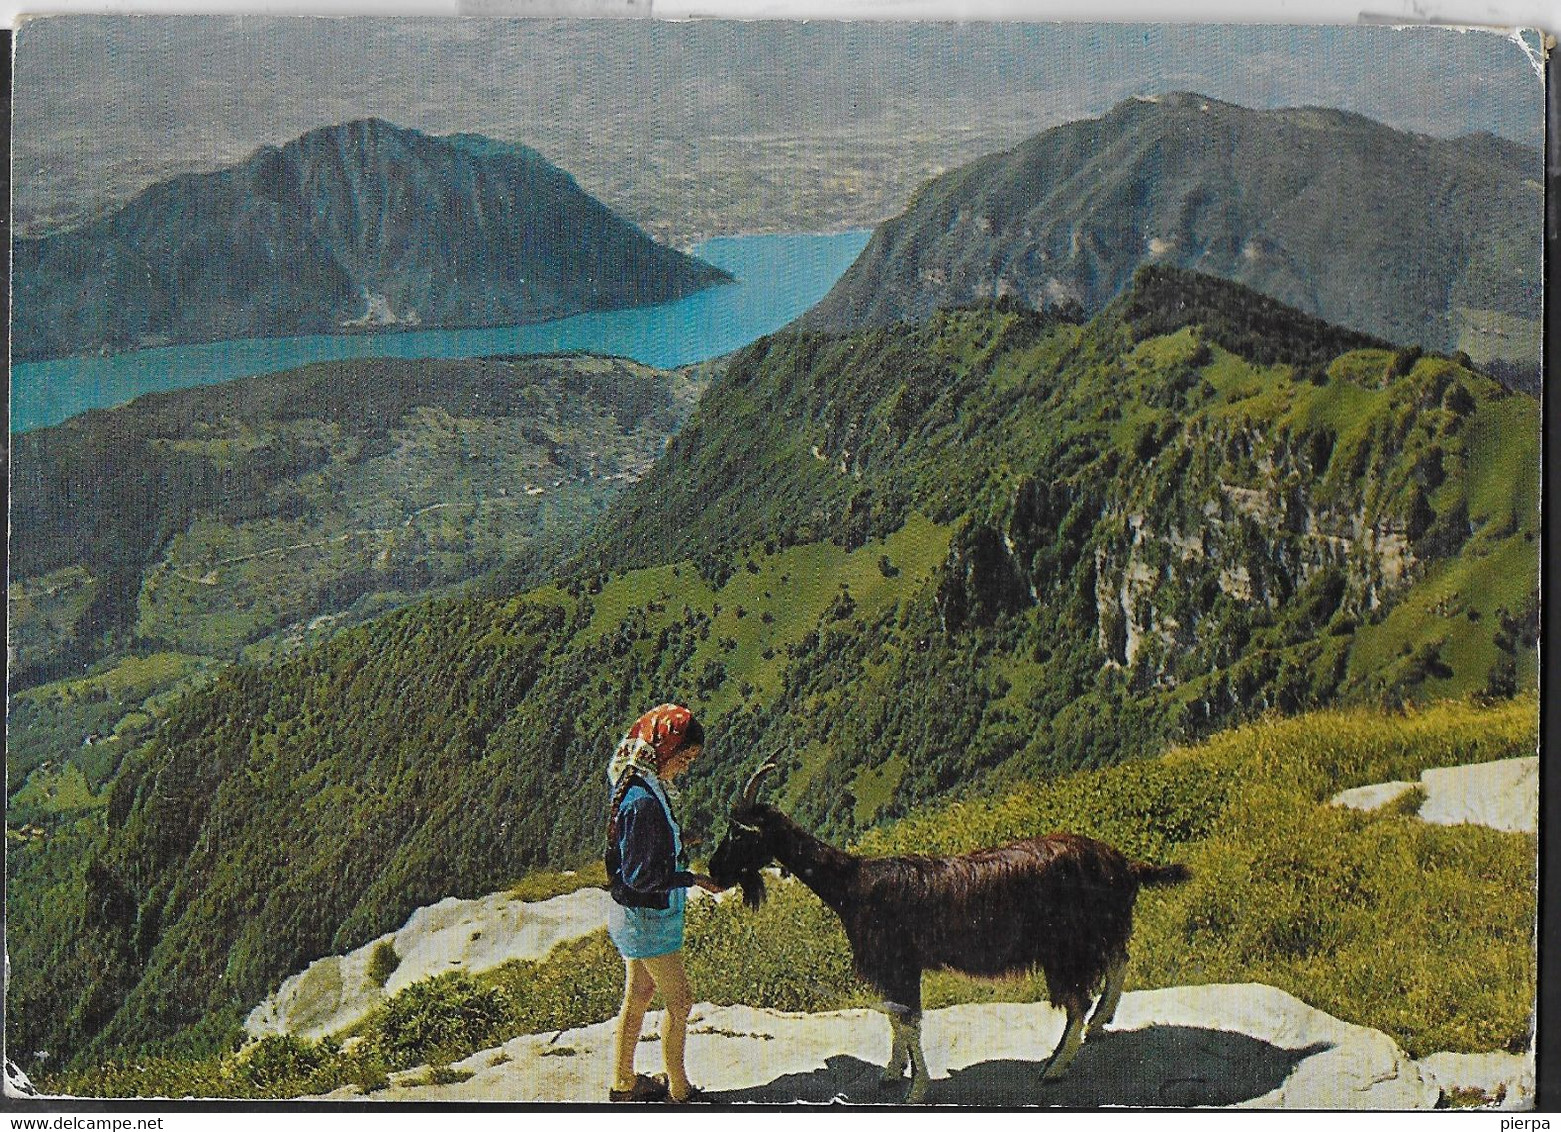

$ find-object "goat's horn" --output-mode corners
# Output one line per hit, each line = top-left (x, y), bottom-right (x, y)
(738, 758), (779, 809)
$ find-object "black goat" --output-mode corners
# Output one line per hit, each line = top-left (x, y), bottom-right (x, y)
(708, 763), (1190, 1102)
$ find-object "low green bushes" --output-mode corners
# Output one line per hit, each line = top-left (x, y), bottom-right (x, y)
(367, 973), (513, 1066)
(364, 940), (400, 988)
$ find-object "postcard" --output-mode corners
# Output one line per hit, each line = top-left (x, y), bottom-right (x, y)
(5, 15), (1544, 1109)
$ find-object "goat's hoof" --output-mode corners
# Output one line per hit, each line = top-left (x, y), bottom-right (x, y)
(904, 1083), (930, 1105)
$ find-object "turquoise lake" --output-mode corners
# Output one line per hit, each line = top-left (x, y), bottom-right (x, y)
(10, 229), (871, 434)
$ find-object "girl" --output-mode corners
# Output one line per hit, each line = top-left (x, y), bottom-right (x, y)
(605, 703), (723, 1103)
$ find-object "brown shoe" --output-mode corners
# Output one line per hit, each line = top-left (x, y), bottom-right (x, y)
(610, 1073), (669, 1102)
(666, 1085), (711, 1104)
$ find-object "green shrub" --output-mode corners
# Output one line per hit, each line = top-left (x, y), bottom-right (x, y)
(419, 1064), (475, 1086)
(365, 940), (401, 989)
(349, 1052), (392, 1094)
(367, 974), (513, 1068)
(686, 884), (867, 1013)
(48, 1035), (363, 1100)
(481, 933), (624, 1035)
(232, 1034), (344, 1092)
(1386, 784), (1427, 818)
(506, 860), (609, 903)
(45, 1055), (233, 1100)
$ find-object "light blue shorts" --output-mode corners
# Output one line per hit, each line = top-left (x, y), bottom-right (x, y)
(607, 889), (687, 960)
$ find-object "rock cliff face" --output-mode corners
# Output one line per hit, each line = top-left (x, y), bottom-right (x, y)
(935, 439), (1425, 707)
(1077, 433), (1417, 680)
(13, 119), (731, 360)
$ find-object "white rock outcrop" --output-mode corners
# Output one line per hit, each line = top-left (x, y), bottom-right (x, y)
(312, 984), (1484, 1108)
(245, 886), (614, 1041)
(1417, 758), (1538, 834)
(1331, 779), (1417, 813)
(1329, 756), (1537, 835)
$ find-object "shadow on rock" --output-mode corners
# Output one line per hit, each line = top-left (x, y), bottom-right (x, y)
(710, 1027), (1334, 1107)
(711, 1054), (912, 1105)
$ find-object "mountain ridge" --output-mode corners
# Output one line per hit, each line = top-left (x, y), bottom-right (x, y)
(799, 94), (1541, 387)
(12, 119), (732, 361)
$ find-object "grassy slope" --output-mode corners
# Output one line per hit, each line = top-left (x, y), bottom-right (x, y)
(47, 696), (1536, 1098)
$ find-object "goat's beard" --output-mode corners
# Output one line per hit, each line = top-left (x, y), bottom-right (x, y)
(736, 870), (767, 910)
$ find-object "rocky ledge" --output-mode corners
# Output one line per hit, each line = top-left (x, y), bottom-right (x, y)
(313, 984), (1531, 1108)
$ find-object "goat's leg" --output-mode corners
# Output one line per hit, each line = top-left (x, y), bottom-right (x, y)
(1041, 1001), (1085, 1082)
(903, 1013), (931, 1104)
(870, 966), (926, 1101)
(880, 1011), (910, 1086)
(1086, 956), (1127, 1038)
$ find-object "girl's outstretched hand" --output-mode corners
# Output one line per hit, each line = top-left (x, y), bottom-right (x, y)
(692, 874), (726, 893)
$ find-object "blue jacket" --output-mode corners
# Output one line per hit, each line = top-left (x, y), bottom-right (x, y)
(606, 776), (695, 909)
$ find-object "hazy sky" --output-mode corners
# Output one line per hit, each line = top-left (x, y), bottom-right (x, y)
(12, 17), (1544, 232)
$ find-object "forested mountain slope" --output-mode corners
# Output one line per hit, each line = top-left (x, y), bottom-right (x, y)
(10, 353), (704, 690)
(5, 351), (709, 877)
(9, 270), (1537, 1074)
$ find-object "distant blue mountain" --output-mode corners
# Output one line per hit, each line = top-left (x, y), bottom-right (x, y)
(13, 119), (732, 361)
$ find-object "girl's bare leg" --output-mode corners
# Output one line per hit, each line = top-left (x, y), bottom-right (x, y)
(612, 957), (657, 1091)
(641, 950), (696, 1099)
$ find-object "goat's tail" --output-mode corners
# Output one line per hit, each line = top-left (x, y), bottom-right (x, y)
(1130, 860), (1192, 889)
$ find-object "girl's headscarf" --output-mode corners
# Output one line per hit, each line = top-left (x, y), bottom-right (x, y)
(607, 703), (697, 794)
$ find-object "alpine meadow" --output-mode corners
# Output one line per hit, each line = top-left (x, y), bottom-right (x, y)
(5, 18), (1543, 1108)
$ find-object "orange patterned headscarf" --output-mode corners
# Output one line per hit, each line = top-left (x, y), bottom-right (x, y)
(625, 703), (697, 758)
(607, 703), (700, 797)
